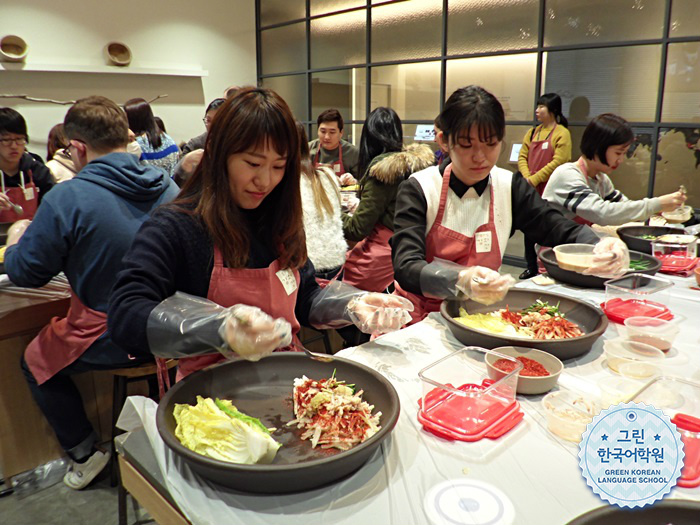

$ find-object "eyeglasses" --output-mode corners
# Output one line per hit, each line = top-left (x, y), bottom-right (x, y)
(0, 136), (27, 147)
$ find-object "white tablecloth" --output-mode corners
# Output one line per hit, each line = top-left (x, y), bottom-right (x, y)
(119, 276), (700, 525)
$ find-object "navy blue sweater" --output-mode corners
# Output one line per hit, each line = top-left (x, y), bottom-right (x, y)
(108, 206), (321, 357)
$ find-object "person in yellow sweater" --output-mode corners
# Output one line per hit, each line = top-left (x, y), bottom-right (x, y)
(517, 93), (572, 279)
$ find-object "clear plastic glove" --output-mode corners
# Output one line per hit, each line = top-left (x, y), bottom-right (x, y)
(583, 237), (630, 278)
(222, 305), (292, 362)
(658, 190), (687, 213)
(456, 266), (515, 306)
(346, 293), (414, 335)
(346, 196), (360, 213)
(339, 173), (357, 186)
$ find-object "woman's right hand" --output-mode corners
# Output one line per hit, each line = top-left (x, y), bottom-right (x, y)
(658, 190), (687, 212)
(456, 266), (514, 305)
(224, 305), (292, 361)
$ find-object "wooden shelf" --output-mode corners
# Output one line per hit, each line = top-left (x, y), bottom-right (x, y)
(0, 62), (208, 77)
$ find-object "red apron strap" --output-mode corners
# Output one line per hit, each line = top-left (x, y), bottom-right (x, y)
(155, 357), (172, 399)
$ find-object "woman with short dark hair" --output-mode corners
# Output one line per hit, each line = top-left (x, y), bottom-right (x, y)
(542, 113), (686, 226)
(342, 107), (435, 293)
(124, 98), (179, 176)
(392, 86), (631, 324)
(109, 88), (412, 380)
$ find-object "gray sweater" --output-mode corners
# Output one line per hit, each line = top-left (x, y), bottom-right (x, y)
(541, 161), (662, 226)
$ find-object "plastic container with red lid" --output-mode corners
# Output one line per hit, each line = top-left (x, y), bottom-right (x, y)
(632, 376), (700, 488)
(417, 347), (523, 442)
(601, 273), (674, 324)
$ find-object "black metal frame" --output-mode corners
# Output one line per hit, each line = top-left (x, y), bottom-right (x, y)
(256, 0), (700, 200)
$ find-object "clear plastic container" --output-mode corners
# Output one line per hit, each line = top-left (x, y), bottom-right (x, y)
(652, 234), (698, 258)
(661, 205), (693, 224)
(542, 390), (600, 443)
(632, 376), (700, 488)
(602, 273), (674, 323)
(623, 316), (679, 352)
(603, 337), (665, 374)
(418, 347), (522, 441)
(553, 243), (596, 273)
(597, 377), (642, 408)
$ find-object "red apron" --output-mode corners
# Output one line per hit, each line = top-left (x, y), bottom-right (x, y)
(342, 223), (394, 293)
(176, 247), (301, 381)
(314, 144), (346, 177)
(0, 170), (39, 223)
(394, 164), (503, 325)
(526, 124), (556, 196)
(25, 293), (108, 385)
(572, 157), (594, 226)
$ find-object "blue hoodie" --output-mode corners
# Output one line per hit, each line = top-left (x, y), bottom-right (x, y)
(6, 152), (179, 313)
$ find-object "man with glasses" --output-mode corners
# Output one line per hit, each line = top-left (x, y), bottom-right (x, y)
(4, 96), (178, 490)
(172, 97), (227, 186)
(0, 108), (55, 222)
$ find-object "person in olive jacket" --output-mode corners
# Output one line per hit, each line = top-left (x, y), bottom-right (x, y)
(342, 107), (434, 293)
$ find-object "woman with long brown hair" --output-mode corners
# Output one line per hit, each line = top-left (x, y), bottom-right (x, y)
(108, 88), (411, 380)
(124, 97), (179, 177)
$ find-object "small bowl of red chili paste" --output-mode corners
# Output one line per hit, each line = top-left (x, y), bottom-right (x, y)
(486, 347), (563, 395)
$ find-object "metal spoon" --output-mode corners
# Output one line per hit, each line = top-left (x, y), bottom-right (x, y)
(10, 202), (23, 216)
(292, 342), (334, 363)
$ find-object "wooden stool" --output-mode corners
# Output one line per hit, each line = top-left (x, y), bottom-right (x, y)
(109, 359), (177, 487)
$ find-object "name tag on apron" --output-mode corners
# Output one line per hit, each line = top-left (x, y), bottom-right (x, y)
(23, 187), (35, 200)
(542, 142), (549, 150)
(334, 164), (341, 174)
(475, 231), (492, 253)
(276, 268), (298, 295)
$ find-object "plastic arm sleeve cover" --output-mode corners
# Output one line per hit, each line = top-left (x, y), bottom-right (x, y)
(146, 292), (231, 359)
(307, 280), (365, 330)
(418, 258), (464, 299)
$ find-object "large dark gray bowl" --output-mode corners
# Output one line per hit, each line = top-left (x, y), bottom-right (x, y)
(156, 353), (400, 494)
(539, 247), (660, 289)
(617, 225), (687, 254)
(565, 500), (700, 525)
(440, 289), (608, 360)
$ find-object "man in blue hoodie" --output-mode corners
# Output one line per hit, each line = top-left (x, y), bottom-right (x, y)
(4, 96), (179, 490)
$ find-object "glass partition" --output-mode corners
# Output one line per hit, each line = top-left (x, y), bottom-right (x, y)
(371, 0), (442, 62)
(670, 0), (700, 38)
(260, 0), (305, 26)
(310, 0), (366, 17)
(661, 42), (700, 123)
(370, 62), (441, 121)
(260, 23), (306, 75)
(655, 128), (700, 207)
(311, 68), (367, 125)
(261, 74), (308, 121)
(311, 11), (366, 69)
(446, 54), (537, 121)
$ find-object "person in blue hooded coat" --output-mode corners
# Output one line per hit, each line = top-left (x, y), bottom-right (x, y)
(4, 96), (178, 491)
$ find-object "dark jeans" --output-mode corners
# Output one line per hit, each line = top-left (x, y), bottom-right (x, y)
(20, 340), (151, 461)
(315, 265), (343, 281)
(523, 234), (539, 272)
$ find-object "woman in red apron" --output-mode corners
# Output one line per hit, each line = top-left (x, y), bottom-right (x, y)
(517, 93), (571, 279)
(342, 107), (434, 293)
(392, 86), (630, 323)
(108, 88), (413, 381)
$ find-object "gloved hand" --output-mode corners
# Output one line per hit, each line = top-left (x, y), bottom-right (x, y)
(583, 237), (630, 278)
(346, 293), (414, 335)
(339, 173), (357, 186)
(456, 266), (514, 306)
(222, 305), (292, 361)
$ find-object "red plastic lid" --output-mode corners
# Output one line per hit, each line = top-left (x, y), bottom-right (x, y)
(600, 298), (674, 324)
(657, 255), (699, 271)
(672, 413), (700, 488)
(417, 380), (522, 441)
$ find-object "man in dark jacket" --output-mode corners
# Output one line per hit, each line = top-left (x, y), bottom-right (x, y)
(0, 107), (54, 222)
(4, 96), (179, 490)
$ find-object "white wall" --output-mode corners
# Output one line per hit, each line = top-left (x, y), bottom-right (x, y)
(0, 0), (256, 157)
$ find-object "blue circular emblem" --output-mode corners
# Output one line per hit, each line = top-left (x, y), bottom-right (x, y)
(578, 402), (684, 508)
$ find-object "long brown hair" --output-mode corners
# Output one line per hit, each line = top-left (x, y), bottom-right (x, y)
(298, 122), (337, 218)
(174, 87), (306, 270)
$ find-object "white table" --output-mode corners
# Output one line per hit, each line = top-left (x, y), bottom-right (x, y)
(119, 276), (700, 525)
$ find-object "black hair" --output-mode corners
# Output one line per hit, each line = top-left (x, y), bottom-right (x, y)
(439, 85), (505, 147)
(123, 98), (162, 149)
(537, 93), (568, 128)
(0, 107), (28, 139)
(580, 113), (634, 165)
(357, 107), (403, 177)
(206, 98), (226, 114)
(154, 116), (166, 134)
(316, 108), (344, 131)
